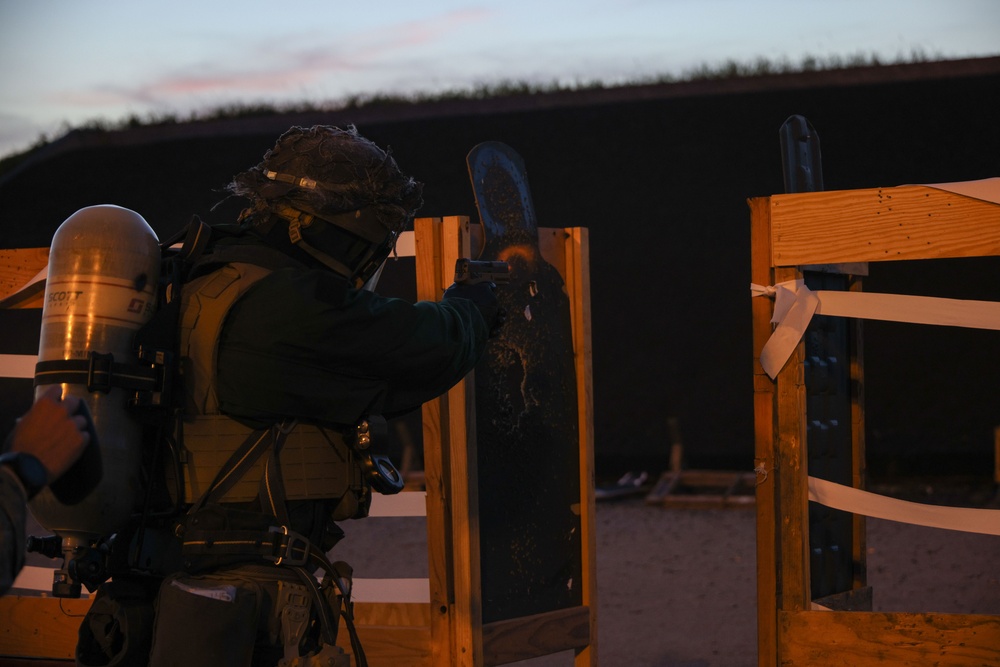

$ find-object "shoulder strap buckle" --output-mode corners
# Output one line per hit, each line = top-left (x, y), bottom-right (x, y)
(269, 525), (311, 567)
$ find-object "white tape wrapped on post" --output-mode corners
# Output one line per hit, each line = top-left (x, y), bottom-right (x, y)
(752, 281), (1000, 379)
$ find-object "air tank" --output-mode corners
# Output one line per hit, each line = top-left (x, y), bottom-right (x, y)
(30, 205), (160, 551)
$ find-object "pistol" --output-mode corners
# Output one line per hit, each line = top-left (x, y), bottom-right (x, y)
(454, 259), (510, 285)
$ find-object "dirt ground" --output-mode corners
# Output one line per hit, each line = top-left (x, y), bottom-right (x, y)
(335, 481), (1000, 667)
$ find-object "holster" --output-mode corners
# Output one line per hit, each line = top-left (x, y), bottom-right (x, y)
(76, 579), (156, 667)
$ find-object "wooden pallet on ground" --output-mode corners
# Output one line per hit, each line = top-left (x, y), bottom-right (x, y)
(645, 470), (756, 508)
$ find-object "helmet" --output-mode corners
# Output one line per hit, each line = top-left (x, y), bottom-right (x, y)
(227, 125), (424, 286)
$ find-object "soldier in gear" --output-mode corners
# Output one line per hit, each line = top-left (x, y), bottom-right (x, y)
(143, 125), (500, 667)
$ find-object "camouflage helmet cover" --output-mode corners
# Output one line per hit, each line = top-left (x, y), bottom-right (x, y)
(227, 125), (424, 282)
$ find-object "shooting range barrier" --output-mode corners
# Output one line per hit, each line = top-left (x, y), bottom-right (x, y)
(750, 178), (1000, 666)
(0, 215), (597, 666)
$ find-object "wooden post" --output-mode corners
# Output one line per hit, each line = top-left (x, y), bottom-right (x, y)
(415, 216), (483, 667)
(540, 226), (598, 667)
(750, 195), (779, 667)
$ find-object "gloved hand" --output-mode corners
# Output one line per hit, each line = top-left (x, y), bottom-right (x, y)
(443, 281), (505, 338)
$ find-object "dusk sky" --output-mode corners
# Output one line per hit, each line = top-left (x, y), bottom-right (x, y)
(1, 0), (997, 159)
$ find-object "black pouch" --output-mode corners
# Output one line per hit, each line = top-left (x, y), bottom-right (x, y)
(148, 571), (262, 667)
(76, 580), (155, 667)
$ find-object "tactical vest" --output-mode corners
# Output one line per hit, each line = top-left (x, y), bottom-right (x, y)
(172, 261), (370, 519)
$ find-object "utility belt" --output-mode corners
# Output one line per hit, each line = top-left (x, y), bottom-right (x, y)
(177, 503), (315, 573)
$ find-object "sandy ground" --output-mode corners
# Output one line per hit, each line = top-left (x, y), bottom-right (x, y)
(335, 485), (1000, 667)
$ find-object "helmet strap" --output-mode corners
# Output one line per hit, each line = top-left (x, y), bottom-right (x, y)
(286, 218), (358, 282)
(276, 205), (387, 288)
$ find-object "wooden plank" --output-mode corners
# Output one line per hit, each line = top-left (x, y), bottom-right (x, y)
(415, 216), (485, 666)
(645, 470), (755, 508)
(445, 359), (482, 667)
(750, 195), (779, 667)
(336, 624), (433, 667)
(537, 228), (567, 277)
(337, 602), (433, 666)
(0, 595), (91, 659)
(778, 610), (1000, 666)
(440, 216), (483, 667)
(414, 217), (445, 300)
(764, 185), (1000, 266)
(482, 606), (591, 666)
(0, 597), (436, 665)
(561, 227), (597, 667)
(537, 228), (598, 665)
(774, 264), (811, 616)
(0, 247), (48, 307)
(352, 601), (432, 627)
(0, 597), (433, 661)
(414, 216), (454, 667)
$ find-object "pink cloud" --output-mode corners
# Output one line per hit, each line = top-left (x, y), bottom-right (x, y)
(387, 8), (496, 48)
(46, 8), (498, 108)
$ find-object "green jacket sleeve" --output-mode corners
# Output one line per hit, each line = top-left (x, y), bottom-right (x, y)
(215, 267), (490, 424)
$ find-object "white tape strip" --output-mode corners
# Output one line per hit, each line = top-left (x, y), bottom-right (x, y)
(926, 176), (1000, 205)
(10, 565), (73, 595)
(351, 577), (429, 604)
(13, 565), (430, 603)
(368, 491), (427, 517)
(816, 290), (1000, 330)
(0, 354), (36, 379)
(394, 231), (415, 258)
(752, 281), (1000, 378)
(808, 476), (1000, 536)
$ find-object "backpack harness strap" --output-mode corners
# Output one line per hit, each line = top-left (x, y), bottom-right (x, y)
(178, 419), (368, 666)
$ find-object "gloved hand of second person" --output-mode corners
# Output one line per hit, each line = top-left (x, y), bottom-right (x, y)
(443, 281), (504, 337)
